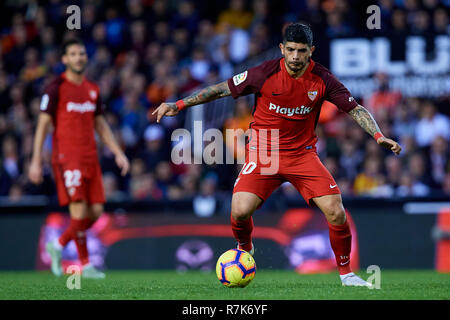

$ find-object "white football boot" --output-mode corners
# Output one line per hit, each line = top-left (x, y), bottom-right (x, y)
(237, 242), (255, 256)
(46, 241), (63, 277)
(340, 272), (373, 287)
(82, 263), (106, 279)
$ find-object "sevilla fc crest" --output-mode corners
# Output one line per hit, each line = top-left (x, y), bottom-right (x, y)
(89, 90), (97, 100)
(308, 90), (318, 101)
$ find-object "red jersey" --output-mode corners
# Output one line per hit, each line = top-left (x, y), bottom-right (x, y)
(40, 73), (103, 164)
(227, 58), (358, 155)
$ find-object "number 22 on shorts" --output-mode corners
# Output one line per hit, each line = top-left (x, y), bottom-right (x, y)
(64, 169), (81, 188)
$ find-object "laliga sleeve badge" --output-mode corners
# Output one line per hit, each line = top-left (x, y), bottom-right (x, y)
(233, 71), (248, 86)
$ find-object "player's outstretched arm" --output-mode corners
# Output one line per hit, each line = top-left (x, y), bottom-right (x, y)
(151, 80), (231, 123)
(348, 105), (402, 155)
(94, 115), (130, 176)
(29, 113), (53, 184)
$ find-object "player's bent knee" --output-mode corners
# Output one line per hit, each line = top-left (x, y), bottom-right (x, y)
(231, 192), (261, 221)
(327, 207), (346, 225)
(231, 202), (253, 221)
(231, 208), (252, 221)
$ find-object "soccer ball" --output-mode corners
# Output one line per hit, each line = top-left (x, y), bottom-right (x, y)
(216, 249), (256, 288)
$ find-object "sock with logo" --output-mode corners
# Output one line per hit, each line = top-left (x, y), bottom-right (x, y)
(59, 217), (92, 265)
(230, 214), (254, 252)
(328, 219), (352, 275)
(58, 217), (97, 248)
(58, 225), (73, 248)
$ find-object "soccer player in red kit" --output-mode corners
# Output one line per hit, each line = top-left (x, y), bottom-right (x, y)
(29, 38), (129, 279)
(153, 23), (402, 286)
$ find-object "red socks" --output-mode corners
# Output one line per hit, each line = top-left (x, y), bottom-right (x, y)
(230, 212), (352, 275)
(230, 215), (254, 252)
(328, 219), (352, 275)
(58, 217), (94, 265)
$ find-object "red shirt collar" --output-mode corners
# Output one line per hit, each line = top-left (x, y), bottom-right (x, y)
(61, 72), (86, 86)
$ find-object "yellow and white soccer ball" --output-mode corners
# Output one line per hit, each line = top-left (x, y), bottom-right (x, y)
(216, 249), (256, 288)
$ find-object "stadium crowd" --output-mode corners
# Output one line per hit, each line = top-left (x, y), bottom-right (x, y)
(0, 0), (449, 209)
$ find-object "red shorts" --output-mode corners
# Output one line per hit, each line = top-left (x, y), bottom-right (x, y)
(52, 161), (105, 207)
(233, 148), (340, 206)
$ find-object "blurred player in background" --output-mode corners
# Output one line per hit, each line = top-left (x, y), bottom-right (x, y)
(153, 23), (401, 287)
(29, 38), (129, 279)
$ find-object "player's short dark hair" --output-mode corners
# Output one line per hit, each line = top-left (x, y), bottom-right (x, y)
(283, 23), (313, 47)
(61, 37), (85, 55)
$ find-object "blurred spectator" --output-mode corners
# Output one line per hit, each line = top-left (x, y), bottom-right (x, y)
(415, 101), (450, 148)
(223, 98), (253, 160)
(371, 175), (395, 198)
(390, 9), (408, 58)
(442, 173), (450, 196)
(353, 157), (383, 196)
(396, 171), (430, 197)
(189, 48), (211, 82)
(129, 20), (148, 58)
(404, 0), (420, 24)
(194, 19), (216, 53)
(104, 7), (126, 51)
(216, 0), (254, 32)
(339, 139), (364, 180)
(20, 47), (46, 83)
(249, 0), (273, 34)
(297, 0), (323, 31)
(384, 155), (402, 188)
(141, 124), (169, 170)
(366, 72), (402, 119)
(408, 152), (433, 189)
(170, 1), (199, 37)
(149, 0), (171, 25)
(0, 135), (22, 195)
(103, 172), (128, 202)
(364, 139), (383, 162)
(146, 62), (174, 107)
(155, 161), (175, 197)
(193, 173), (218, 217)
(411, 10), (432, 37)
(433, 8), (449, 34)
(167, 184), (184, 200)
(130, 172), (163, 200)
(398, 135), (417, 162)
(126, 0), (146, 22)
(180, 173), (198, 198)
(153, 21), (171, 45)
(427, 136), (449, 188)
(8, 182), (24, 202)
(392, 104), (417, 140)
(325, 11), (353, 38)
(229, 27), (250, 63)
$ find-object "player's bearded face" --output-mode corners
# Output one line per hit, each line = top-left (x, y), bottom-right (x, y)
(63, 45), (88, 74)
(281, 42), (314, 73)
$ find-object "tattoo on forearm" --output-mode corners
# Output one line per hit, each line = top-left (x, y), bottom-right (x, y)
(182, 81), (231, 107)
(349, 105), (381, 137)
(167, 102), (177, 111)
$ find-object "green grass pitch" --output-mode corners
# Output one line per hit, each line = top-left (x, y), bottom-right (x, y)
(0, 270), (449, 300)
